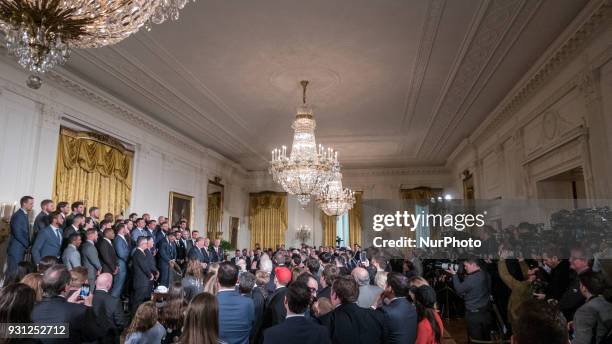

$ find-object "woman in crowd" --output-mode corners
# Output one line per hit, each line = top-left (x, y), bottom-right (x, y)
(203, 271), (219, 295)
(20, 273), (43, 302)
(160, 282), (187, 344)
(182, 259), (204, 302)
(0, 283), (38, 344)
(5, 261), (36, 285)
(124, 301), (166, 344)
(410, 285), (444, 344)
(180, 292), (225, 344)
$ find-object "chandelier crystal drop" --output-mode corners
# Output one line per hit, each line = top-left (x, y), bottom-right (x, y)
(316, 171), (355, 216)
(0, 0), (164, 87)
(269, 80), (339, 206)
(149, 0), (196, 26)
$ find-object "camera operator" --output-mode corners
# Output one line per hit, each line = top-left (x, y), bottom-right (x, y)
(446, 256), (493, 341)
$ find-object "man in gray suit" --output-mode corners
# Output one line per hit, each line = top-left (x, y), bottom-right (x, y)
(352, 267), (382, 308)
(573, 271), (612, 344)
(81, 228), (102, 287)
(62, 233), (82, 270)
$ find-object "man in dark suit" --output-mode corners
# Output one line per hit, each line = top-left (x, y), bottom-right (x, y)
(176, 229), (192, 267)
(375, 272), (417, 344)
(188, 237), (210, 270)
(318, 275), (384, 344)
(259, 266), (292, 336)
(34, 199), (54, 239)
(56, 201), (69, 229)
(131, 236), (155, 313)
(98, 227), (118, 274)
(112, 223), (130, 298)
(6, 195), (33, 277)
(64, 201), (84, 229)
(88, 206), (101, 231)
(217, 262), (255, 344)
(62, 213), (83, 252)
(32, 264), (100, 344)
(93, 272), (126, 343)
(154, 221), (168, 246)
(263, 281), (330, 344)
(130, 218), (147, 243)
(231, 249), (243, 265)
(157, 231), (177, 287)
(31, 211), (64, 265)
(211, 238), (224, 262)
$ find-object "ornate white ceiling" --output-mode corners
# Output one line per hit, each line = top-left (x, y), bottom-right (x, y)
(62, 0), (589, 171)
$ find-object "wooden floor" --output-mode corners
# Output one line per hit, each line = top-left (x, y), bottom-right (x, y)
(442, 318), (468, 344)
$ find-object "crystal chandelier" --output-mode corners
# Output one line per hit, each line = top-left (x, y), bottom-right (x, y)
(316, 171), (355, 216)
(0, 0), (166, 88)
(270, 80), (339, 206)
(149, 0), (196, 26)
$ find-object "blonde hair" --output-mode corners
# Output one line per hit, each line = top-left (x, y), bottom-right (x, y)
(255, 270), (270, 287)
(374, 271), (388, 290)
(20, 273), (43, 301)
(203, 272), (218, 295)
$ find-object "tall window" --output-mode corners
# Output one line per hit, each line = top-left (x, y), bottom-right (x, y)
(336, 213), (349, 247)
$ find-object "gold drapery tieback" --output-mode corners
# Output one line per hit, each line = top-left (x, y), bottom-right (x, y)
(248, 191), (287, 250)
(53, 127), (133, 216)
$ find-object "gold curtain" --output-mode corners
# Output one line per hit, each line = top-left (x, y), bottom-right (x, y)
(248, 192), (287, 249)
(348, 191), (363, 247)
(400, 187), (443, 205)
(207, 192), (222, 239)
(321, 212), (337, 247)
(53, 127), (133, 216)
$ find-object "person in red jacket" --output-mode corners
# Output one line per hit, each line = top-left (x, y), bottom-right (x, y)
(411, 284), (444, 344)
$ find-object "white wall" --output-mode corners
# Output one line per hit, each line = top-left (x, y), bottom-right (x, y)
(0, 58), (249, 244)
(446, 7), (612, 208)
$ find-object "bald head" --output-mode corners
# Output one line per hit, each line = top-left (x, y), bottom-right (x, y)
(95, 273), (113, 291)
(352, 267), (370, 286)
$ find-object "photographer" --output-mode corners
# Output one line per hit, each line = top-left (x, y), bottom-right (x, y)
(446, 256), (493, 341)
(498, 250), (547, 325)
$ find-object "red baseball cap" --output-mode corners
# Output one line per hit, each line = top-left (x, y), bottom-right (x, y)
(274, 267), (292, 285)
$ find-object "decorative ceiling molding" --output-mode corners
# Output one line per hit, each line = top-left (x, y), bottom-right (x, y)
(470, 0), (612, 146)
(398, 0), (445, 153)
(71, 47), (255, 157)
(41, 66), (247, 175)
(418, 0), (535, 157)
(431, 0), (543, 157)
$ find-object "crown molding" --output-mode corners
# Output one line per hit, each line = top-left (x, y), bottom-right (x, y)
(469, 0), (612, 146)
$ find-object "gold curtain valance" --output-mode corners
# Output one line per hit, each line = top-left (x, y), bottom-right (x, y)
(248, 192), (287, 249)
(53, 127), (133, 216)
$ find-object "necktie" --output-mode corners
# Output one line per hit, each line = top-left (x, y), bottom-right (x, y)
(55, 229), (61, 244)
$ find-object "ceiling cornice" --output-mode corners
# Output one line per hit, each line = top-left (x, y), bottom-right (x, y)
(42, 66), (247, 175)
(469, 0), (612, 146)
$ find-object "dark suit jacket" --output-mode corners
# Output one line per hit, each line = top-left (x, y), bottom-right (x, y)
(187, 246), (205, 262)
(34, 211), (49, 236)
(157, 238), (176, 264)
(132, 249), (153, 289)
(217, 290), (255, 344)
(377, 297), (417, 344)
(97, 238), (118, 273)
(264, 316), (331, 344)
(318, 302), (384, 344)
(92, 290), (126, 330)
(31, 226), (63, 264)
(211, 246), (224, 262)
(176, 238), (191, 260)
(32, 296), (95, 344)
(258, 286), (288, 340)
(7, 209), (30, 258)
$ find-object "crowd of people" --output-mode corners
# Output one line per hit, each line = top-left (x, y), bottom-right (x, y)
(1, 195), (612, 344)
